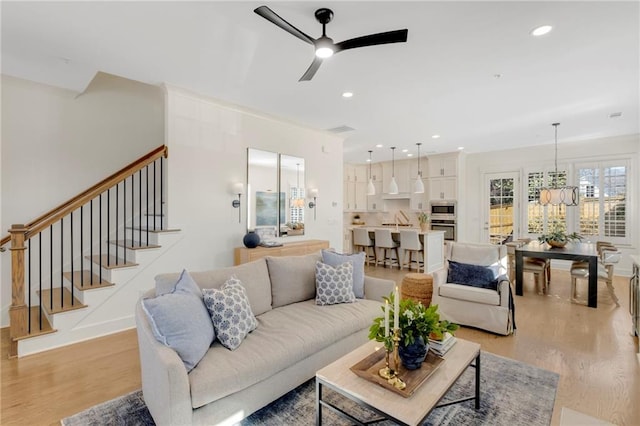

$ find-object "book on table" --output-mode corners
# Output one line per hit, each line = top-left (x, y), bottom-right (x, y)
(428, 332), (457, 356)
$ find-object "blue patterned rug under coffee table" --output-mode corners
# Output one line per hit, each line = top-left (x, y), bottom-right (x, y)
(61, 349), (559, 425)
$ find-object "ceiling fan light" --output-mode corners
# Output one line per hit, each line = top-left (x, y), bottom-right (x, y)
(315, 37), (334, 58)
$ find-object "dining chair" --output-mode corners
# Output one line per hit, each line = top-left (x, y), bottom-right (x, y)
(374, 229), (400, 269)
(570, 244), (620, 306)
(506, 241), (550, 295)
(353, 228), (376, 266)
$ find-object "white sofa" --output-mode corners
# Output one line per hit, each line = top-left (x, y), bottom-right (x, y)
(135, 252), (394, 425)
(432, 242), (514, 336)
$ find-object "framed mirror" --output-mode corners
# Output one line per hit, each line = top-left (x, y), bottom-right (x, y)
(247, 149), (305, 239)
(279, 155), (305, 237)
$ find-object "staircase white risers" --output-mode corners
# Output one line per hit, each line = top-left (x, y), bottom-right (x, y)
(17, 230), (183, 357)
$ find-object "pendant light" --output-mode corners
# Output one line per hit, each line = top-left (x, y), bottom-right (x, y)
(388, 147), (399, 194)
(413, 142), (425, 194)
(367, 150), (376, 196)
(291, 163), (305, 208)
(538, 123), (579, 206)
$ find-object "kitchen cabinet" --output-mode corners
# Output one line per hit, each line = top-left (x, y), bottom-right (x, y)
(344, 164), (368, 211)
(429, 177), (457, 201)
(427, 153), (458, 178)
(410, 189), (428, 211)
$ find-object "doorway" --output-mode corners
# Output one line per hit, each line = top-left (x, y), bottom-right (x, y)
(483, 172), (519, 244)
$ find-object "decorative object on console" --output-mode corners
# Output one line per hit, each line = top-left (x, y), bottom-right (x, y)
(538, 123), (579, 206)
(243, 230), (261, 248)
(413, 143), (424, 194)
(308, 188), (318, 220)
(202, 275), (257, 350)
(231, 182), (244, 223)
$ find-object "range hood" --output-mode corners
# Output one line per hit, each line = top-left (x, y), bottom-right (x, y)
(381, 193), (411, 200)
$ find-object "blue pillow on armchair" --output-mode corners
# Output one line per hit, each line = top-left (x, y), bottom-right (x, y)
(447, 260), (502, 290)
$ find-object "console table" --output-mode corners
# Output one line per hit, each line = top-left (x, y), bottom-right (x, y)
(234, 239), (330, 265)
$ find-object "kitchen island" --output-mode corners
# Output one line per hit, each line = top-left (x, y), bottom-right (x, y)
(348, 227), (445, 273)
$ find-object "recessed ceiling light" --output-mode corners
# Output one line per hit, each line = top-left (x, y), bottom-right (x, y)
(402, 149), (408, 153)
(366, 158), (372, 162)
(431, 134), (440, 139)
(342, 91), (353, 98)
(375, 144), (383, 148)
(407, 153), (413, 157)
(531, 25), (552, 37)
(457, 147), (464, 150)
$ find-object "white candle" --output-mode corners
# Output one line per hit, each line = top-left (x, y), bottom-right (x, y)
(394, 286), (400, 331)
(384, 300), (390, 337)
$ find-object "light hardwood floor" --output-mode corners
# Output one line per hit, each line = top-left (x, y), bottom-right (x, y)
(1, 268), (639, 426)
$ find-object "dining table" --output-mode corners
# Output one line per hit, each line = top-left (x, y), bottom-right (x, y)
(515, 241), (600, 308)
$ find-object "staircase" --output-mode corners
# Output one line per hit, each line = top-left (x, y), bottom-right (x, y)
(1, 145), (181, 358)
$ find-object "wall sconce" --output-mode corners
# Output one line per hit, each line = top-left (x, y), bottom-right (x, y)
(308, 188), (318, 220)
(231, 182), (244, 223)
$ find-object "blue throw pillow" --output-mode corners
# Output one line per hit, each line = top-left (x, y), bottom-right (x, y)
(321, 249), (365, 298)
(446, 260), (501, 290)
(142, 269), (215, 372)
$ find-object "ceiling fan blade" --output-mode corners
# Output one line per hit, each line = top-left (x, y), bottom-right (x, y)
(335, 29), (408, 53)
(299, 57), (323, 81)
(254, 6), (315, 45)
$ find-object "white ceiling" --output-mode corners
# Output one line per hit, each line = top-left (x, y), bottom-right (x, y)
(2, 1), (638, 163)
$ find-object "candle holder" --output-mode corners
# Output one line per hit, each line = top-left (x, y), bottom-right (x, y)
(378, 347), (394, 380)
(388, 328), (406, 390)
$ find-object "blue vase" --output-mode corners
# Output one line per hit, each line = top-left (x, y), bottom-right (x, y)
(398, 336), (429, 370)
(243, 231), (260, 248)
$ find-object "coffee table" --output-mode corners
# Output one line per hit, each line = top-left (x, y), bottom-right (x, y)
(315, 339), (481, 425)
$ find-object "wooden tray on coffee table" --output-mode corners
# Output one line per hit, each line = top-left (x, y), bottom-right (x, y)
(350, 349), (444, 397)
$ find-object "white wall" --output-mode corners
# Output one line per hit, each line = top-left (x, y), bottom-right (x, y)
(152, 85), (344, 274)
(462, 134), (640, 274)
(1, 73), (164, 326)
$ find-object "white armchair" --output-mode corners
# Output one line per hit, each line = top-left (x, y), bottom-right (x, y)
(432, 242), (514, 335)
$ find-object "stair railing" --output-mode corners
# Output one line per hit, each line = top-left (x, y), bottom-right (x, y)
(1, 145), (168, 358)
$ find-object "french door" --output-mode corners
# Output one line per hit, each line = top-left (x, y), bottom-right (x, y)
(483, 172), (519, 245)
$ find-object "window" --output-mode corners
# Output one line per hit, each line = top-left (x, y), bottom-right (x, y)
(526, 170), (569, 234)
(577, 163), (627, 241)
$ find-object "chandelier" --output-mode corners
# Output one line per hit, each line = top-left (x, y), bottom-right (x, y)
(538, 123), (579, 206)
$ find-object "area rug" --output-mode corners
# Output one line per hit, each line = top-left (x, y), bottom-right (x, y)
(61, 351), (559, 425)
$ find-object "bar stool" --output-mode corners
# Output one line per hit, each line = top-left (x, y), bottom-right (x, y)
(374, 229), (400, 268)
(399, 230), (424, 272)
(353, 228), (376, 266)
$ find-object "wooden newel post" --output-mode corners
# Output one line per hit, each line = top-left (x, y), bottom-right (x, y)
(8, 224), (28, 357)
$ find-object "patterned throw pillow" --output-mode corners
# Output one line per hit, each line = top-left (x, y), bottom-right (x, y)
(315, 261), (356, 306)
(202, 276), (258, 350)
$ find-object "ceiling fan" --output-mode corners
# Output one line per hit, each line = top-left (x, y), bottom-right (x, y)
(254, 5), (408, 81)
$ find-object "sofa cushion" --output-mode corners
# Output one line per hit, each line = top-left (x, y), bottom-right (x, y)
(447, 260), (500, 290)
(142, 269), (214, 372)
(188, 298), (382, 409)
(438, 282), (501, 305)
(266, 253), (321, 308)
(155, 258), (272, 316)
(321, 250), (365, 298)
(315, 261), (356, 305)
(202, 276), (257, 351)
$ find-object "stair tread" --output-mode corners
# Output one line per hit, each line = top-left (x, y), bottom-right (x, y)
(86, 254), (138, 269)
(64, 271), (114, 290)
(126, 226), (181, 233)
(108, 240), (161, 250)
(37, 288), (87, 315)
(12, 307), (57, 341)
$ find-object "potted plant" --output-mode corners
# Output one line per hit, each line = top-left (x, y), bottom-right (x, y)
(417, 211), (429, 232)
(538, 230), (582, 248)
(369, 292), (458, 369)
